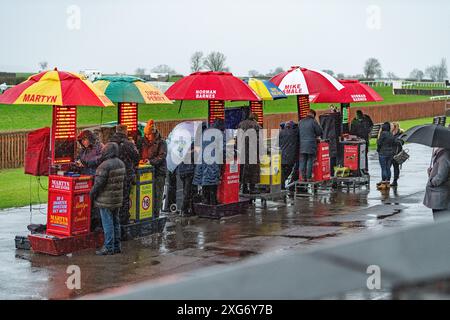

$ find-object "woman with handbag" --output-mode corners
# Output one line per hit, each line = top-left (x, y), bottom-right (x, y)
(391, 122), (405, 187)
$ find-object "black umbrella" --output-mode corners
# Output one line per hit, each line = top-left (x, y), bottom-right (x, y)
(399, 124), (450, 149)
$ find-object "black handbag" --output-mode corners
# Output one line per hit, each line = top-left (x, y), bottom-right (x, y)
(393, 148), (410, 165)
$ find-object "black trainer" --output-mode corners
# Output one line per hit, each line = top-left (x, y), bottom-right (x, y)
(96, 248), (114, 256)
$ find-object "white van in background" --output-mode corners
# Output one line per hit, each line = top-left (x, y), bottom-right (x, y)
(79, 69), (102, 82)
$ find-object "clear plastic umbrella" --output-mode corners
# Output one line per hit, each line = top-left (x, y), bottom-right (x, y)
(166, 121), (200, 172)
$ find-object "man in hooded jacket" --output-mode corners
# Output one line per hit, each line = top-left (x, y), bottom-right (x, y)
(90, 142), (126, 255)
(109, 125), (140, 224)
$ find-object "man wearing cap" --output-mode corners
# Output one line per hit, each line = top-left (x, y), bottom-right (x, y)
(138, 120), (167, 217)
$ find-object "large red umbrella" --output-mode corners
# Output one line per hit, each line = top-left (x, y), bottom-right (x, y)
(165, 71), (260, 124)
(165, 71), (260, 101)
(270, 66), (344, 101)
(313, 79), (383, 103)
(270, 66), (344, 119)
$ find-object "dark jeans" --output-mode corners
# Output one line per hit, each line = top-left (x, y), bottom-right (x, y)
(392, 160), (400, 181)
(202, 185), (218, 205)
(119, 178), (132, 225)
(99, 207), (121, 252)
(281, 164), (294, 189)
(167, 170), (177, 209)
(154, 174), (165, 217)
(379, 155), (393, 182)
(181, 174), (195, 213)
(300, 153), (315, 180)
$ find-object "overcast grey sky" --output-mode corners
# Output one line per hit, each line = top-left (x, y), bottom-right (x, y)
(0, 0), (448, 77)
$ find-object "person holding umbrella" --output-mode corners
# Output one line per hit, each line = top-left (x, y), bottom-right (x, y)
(138, 119), (167, 217)
(423, 148), (450, 221)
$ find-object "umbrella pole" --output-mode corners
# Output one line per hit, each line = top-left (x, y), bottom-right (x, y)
(178, 100), (184, 114)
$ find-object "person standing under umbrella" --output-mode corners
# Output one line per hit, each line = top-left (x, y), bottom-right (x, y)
(177, 141), (197, 215)
(90, 142), (126, 255)
(75, 130), (103, 231)
(193, 120), (225, 205)
(298, 110), (323, 181)
(238, 113), (261, 194)
(109, 125), (140, 224)
(138, 119), (167, 217)
(350, 110), (373, 173)
(279, 120), (299, 189)
(376, 122), (395, 189)
(423, 148), (450, 221)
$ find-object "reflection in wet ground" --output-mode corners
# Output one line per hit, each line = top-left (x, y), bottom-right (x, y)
(0, 145), (436, 299)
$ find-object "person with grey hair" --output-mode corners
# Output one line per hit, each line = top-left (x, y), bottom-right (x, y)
(423, 148), (450, 221)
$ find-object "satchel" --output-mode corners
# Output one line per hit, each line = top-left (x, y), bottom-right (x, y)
(393, 148), (410, 165)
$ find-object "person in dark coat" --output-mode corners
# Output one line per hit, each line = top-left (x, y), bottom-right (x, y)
(376, 122), (395, 188)
(238, 113), (261, 193)
(298, 109), (323, 181)
(138, 119), (167, 217)
(90, 142), (126, 255)
(350, 110), (373, 172)
(193, 119), (225, 205)
(279, 120), (299, 189)
(109, 125), (140, 224)
(75, 130), (103, 176)
(177, 142), (197, 215)
(75, 129), (103, 231)
(423, 148), (450, 221)
(390, 122), (404, 187)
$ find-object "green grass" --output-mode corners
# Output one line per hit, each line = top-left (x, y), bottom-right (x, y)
(0, 116), (436, 209)
(0, 86), (430, 131)
(0, 168), (48, 209)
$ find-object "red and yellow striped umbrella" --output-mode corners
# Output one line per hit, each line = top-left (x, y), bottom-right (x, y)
(0, 69), (113, 107)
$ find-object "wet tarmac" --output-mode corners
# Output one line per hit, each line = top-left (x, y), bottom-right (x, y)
(0, 144), (436, 299)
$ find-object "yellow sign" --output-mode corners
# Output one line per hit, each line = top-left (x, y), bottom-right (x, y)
(139, 183), (153, 219)
(49, 215), (68, 226)
(259, 154), (281, 185)
(271, 154), (281, 185)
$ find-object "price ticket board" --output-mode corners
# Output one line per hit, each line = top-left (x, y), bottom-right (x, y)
(208, 100), (225, 125)
(51, 106), (76, 165)
(118, 102), (138, 138)
(249, 101), (264, 127)
(297, 95), (310, 120)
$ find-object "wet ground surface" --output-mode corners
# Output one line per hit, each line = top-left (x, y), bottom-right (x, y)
(0, 144), (437, 299)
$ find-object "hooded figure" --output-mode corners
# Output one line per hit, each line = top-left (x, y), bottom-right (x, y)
(298, 110), (323, 181)
(279, 120), (299, 189)
(424, 148), (450, 221)
(238, 113), (261, 193)
(76, 130), (103, 176)
(138, 119), (167, 216)
(109, 125), (140, 224)
(193, 119), (226, 205)
(376, 122), (395, 188)
(90, 142), (126, 255)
